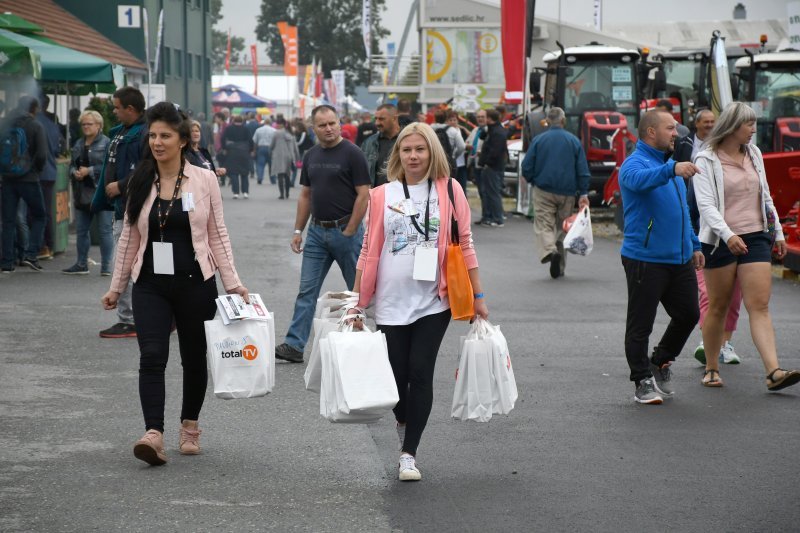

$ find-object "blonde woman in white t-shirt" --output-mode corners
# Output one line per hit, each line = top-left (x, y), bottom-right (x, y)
(348, 122), (489, 481)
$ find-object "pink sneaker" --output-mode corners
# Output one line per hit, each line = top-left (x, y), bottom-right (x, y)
(179, 420), (202, 455)
(133, 429), (167, 465)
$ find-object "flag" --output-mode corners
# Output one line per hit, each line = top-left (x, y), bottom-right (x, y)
(251, 45), (258, 94)
(153, 9), (164, 78)
(303, 59), (313, 95)
(501, 0), (526, 103)
(225, 28), (231, 74)
(315, 59), (323, 98)
(362, 0), (371, 59)
(276, 21), (299, 76)
(331, 70), (346, 106)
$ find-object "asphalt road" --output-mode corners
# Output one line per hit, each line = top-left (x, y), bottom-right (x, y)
(1, 180), (799, 532)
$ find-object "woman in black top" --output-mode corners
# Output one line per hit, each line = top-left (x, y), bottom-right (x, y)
(292, 118), (314, 187)
(186, 120), (225, 180)
(220, 115), (254, 199)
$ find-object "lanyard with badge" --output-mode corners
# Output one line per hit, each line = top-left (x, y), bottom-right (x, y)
(402, 178), (438, 281)
(151, 169), (184, 275)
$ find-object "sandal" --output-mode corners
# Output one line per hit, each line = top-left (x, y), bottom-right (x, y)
(702, 369), (724, 387)
(766, 368), (800, 391)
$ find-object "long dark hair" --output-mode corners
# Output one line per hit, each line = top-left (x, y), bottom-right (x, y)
(125, 102), (191, 224)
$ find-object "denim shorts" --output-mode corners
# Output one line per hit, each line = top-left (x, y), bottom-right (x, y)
(702, 231), (773, 269)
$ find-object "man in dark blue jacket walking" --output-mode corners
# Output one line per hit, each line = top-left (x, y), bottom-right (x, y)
(522, 107), (590, 278)
(619, 110), (704, 405)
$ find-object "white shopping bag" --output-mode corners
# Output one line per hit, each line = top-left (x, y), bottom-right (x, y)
(314, 291), (359, 319)
(204, 313), (275, 399)
(452, 321), (495, 422)
(319, 325), (398, 423)
(563, 206), (593, 256)
(304, 317), (340, 392)
(484, 321), (518, 415)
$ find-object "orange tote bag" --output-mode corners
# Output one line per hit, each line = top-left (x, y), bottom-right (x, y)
(446, 179), (474, 320)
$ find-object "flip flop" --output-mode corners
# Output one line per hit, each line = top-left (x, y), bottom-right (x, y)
(702, 369), (723, 387)
(766, 368), (800, 391)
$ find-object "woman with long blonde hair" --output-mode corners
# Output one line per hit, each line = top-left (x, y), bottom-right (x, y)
(694, 102), (798, 391)
(347, 122), (489, 481)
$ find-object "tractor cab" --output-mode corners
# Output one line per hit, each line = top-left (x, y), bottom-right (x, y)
(736, 51), (800, 153)
(541, 43), (642, 192)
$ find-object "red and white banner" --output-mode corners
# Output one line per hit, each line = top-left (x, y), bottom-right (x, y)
(501, 0), (526, 103)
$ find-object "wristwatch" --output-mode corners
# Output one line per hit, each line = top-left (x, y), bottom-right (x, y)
(293, 229), (303, 235)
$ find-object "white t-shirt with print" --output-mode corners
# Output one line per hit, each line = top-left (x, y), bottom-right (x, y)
(375, 180), (449, 325)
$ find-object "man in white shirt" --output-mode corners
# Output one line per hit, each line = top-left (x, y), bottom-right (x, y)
(253, 119), (276, 185)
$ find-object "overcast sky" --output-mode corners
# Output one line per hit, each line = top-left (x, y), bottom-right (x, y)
(220, 0), (793, 59)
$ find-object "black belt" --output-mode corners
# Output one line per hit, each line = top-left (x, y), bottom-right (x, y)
(312, 214), (351, 229)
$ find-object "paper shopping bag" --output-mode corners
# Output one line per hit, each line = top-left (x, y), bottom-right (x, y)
(452, 320), (494, 422)
(328, 329), (398, 413)
(204, 313), (275, 399)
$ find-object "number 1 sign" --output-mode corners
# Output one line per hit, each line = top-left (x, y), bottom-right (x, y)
(118, 5), (141, 28)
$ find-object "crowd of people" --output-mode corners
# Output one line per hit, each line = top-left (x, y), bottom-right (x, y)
(0, 87), (796, 480)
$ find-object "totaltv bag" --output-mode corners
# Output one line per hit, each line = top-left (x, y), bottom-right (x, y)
(204, 313), (275, 399)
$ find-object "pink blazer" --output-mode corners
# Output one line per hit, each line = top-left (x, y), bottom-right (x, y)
(356, 177), (478, 309)
(110, 163), (242, 292)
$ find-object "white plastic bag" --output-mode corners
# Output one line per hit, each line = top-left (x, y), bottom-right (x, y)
(204, 313), (275, 399)
(563, 206), (593, 256)
(319, 325), (398, 423)
(451, 318), (518, 421)
(304, 317), (340, 392)
(314, 291), (359, 319)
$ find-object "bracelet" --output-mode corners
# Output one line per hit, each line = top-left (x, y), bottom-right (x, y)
(293, 229), (302, 235)
(474, 292), (484, 299)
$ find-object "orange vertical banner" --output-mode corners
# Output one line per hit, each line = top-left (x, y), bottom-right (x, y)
(277, 22), (299, 76)
(250, 45), (258, 94)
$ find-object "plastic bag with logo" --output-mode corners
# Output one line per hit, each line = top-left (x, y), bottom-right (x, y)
(563, 206), (593, 256)
(319, 324), (399, 423)
(204, 313), (275, 399)
(483, 320), (518, 415)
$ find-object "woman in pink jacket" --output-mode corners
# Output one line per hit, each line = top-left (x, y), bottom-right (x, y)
(101, 102), (249, 466)
(347, 122), (489, 481)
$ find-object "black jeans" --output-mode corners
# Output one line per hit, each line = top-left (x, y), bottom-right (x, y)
(277, 173), (291, 198)
(622, 257), (699, 383)
(132, 271), (218, 433)
(378, 309), (451, 456)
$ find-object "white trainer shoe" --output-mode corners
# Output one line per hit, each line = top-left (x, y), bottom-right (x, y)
(398, 453), (421, 481)
(720, 341), (741, 364)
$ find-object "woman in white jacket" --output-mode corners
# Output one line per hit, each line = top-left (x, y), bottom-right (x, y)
(693, 102), (798, 391)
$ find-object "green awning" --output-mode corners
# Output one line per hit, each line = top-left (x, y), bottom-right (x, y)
(0, 30), (41, 78)
(0, 13), (44, 34)
(0, 28), (114, 84)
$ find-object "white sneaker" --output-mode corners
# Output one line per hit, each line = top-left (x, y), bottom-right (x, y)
(720, 341), (741, 364)
(398, 453), (421, 481)
(232, 194), (239, 199)
(243, 193), (249, 199)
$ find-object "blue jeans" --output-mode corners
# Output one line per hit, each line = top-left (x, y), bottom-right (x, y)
(255, 146), (271, 184)
(481, 167), (505, 224)
(284, 223), (364, 351)
(1, 181), (46, 268)
(229, 173), (249, 195)
(75, 209), (114, 270)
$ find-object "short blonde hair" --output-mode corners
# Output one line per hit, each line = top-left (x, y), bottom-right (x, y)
(706, 102), (757, 152)
(385, 122), (451, 182)
(190, 120), (202, 131)
(79, 109), (103, 128)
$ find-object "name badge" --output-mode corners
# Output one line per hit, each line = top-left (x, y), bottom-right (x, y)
(412, 244), (438, 281)
(182, 191), (195, 211)
(152, 242), (174, 275)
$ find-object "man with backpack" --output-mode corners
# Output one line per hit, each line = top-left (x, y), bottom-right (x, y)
(0, 96), (48, 273)
(430, 108), (465, 180)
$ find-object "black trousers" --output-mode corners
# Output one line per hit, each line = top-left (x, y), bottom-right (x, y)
(378, 309), (451, 457)
(277, 173), (291, 198)
(132, 271), (218, 433)
(622, 257), (699, 383)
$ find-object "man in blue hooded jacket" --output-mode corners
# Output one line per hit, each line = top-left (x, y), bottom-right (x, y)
(619, 109), (704, 405)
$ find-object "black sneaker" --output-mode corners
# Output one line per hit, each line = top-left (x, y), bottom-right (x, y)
(1, 267), (15, 274)
(62, 263), (90, 275)
(549, 253), (561, 279)
(275, 343), (304, 363)
(99, 322), (137, 338)
(22, 258), (43, 272)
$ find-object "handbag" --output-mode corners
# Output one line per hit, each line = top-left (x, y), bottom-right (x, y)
(71, 150), (96, 211)
(446, 178), (474, 320)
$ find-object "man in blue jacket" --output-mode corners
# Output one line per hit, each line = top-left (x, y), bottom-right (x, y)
(619, 109), (704, 405)
(91, 87), (147, 338)
(522, 107), (590, 278)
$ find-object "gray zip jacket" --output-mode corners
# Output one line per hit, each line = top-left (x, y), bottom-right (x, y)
(693, 144), (783, 248)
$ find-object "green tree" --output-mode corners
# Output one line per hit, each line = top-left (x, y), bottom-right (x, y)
(255, 0), (388, 94)
(211, 0), (246, 71)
